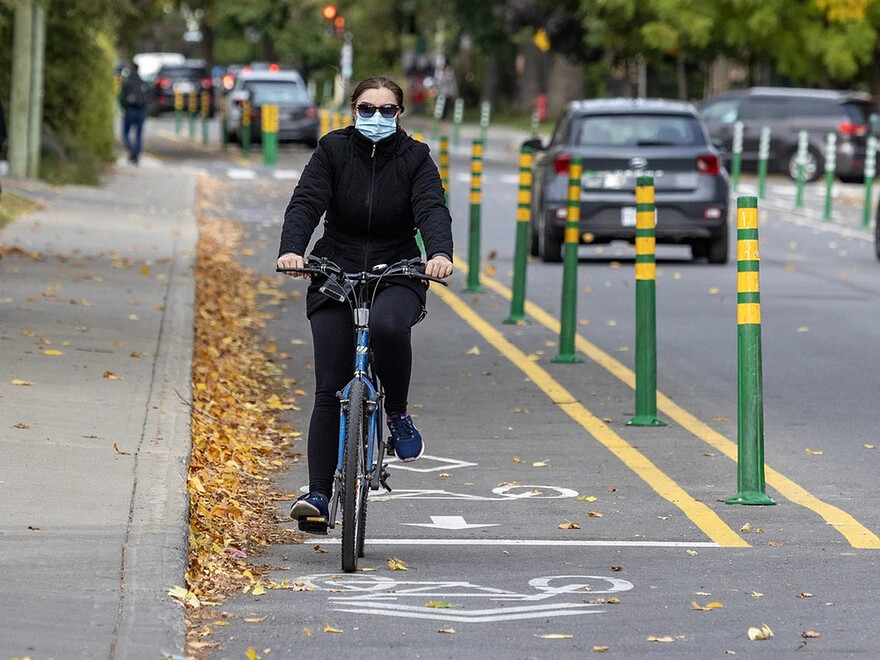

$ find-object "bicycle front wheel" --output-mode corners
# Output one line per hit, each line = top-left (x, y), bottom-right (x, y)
(341, 379), (368, 572)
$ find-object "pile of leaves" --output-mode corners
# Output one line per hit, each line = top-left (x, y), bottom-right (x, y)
(186, 200), (301, 607)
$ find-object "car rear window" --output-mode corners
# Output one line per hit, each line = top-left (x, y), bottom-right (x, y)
(572, 114), (705, 147)
(159, 66), (207, 78)
(245, 81), (311, 105)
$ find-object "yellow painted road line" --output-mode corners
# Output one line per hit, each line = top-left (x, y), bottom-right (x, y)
(469, 268), (880, 549)
(433, 284), (749, 548)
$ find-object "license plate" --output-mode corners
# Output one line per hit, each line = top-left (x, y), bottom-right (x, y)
(175, 82), (195, 94)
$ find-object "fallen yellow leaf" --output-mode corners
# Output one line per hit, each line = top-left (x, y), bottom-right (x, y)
(10, 379), (33, 386)
(42, 349), (63, 356)
(587, 511), (603, 518)
(592, 646), (610, 653)
(466, 346), (481, 356)
(324, 624), (343, 633)
(558, 521), (581, 530)
(802, 630), (821, 639)
(113, 443), (130, 455)
(647, 636), (675, 643)
(536, 634), (574, 639)
(532, 460), (550, 467)
(805, 448), (823, 455)
(252, 582), (266, 596)
(167, 585), (200, 608)
(103, 371), (122, 380)
(438, 627), (456, 634)
(387, 557), (408, 571)
(243, 616), (267, 623)
(865, 444), (876, 449)
(747, 623), (773, 640)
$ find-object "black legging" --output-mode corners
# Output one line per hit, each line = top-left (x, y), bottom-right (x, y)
(306, 285), (424, 498)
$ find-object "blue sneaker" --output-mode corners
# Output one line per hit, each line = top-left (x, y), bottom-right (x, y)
(387, 413), (424, 462)
(290, 492), (329, 535)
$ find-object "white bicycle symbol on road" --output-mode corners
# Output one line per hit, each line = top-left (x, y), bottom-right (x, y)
(296, 573), (634, 623)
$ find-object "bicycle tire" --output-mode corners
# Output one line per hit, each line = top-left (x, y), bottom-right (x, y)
(341, 379), (367, 572)
(356, 407), (377, 558)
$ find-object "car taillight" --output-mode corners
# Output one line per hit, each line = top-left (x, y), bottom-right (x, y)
(305, 106), (318, 119)
(222, 74), (234, 90)
(200, 77), (212, 89)
(696, 154), (720, 175)
(839, 121), (867, 136)
(156, 76), (172, 89)
(553, 153), (571, 174)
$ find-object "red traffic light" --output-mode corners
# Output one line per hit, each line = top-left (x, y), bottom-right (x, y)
(334, 15), (345, 36)
(322, 4), (337, 20)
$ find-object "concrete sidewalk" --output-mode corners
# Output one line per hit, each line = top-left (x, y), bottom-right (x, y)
(0, 157), (198, 658)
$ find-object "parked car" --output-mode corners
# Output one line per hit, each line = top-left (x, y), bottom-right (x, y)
(525, 98), (730, 263)
(150, 60), (215, 117)
(225, 70), (319, 148)
(699, 87), (876, 183)
(132, 52), (185, 82)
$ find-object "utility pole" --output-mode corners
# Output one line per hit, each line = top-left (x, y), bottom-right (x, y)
(9, 0), (46, 179)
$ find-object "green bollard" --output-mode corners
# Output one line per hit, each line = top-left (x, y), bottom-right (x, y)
(726, 196), (775, 506)
(627, 176), (666, 426)
(262, 104), (278, 167)
(794, 129), (807, 209)
(862, 135), (876, 229)
(201, 91), (210, 145)
(553, 156), (584, 364)
(174, 90), (183, 135)
(823, 132), (836, 221)
(757, 126), (770, 200)
(188, 92), (197, 139)
(439, 135), (450, 205)
(504, 145), (533, 326)
(463, 139), (484, 293)
(431, 93), (445, 140)
(452, 98), (464, 149)
(730, 121), (743, 193)
(241, 99), (251, 158)
(479, 100), (491, 146)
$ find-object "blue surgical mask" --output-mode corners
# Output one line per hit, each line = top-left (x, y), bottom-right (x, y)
(355, 113), (397, 142)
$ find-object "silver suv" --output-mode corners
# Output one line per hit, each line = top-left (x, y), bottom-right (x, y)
(699, 87), (875, 183)
(526, 98), (730, 264)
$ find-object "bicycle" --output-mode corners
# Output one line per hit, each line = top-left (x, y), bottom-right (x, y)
(277, 256), (448, 572)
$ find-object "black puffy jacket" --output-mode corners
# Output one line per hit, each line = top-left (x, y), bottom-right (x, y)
(279, 125), (453, 317)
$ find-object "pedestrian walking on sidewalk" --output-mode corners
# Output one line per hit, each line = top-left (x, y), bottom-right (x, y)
(277, 75), (454, 533)
(119, 62), (148, 164)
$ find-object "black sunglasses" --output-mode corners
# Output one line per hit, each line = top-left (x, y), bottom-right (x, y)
(355, 102), (402, 119)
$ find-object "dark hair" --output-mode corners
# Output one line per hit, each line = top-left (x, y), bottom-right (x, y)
(350, 76), (405, 114)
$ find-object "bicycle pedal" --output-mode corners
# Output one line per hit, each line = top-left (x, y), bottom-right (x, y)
(297, 516), (329, 536)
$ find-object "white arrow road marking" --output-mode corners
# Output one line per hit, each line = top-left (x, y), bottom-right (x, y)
(272, 169), (301, 180)
(330, 601), (604, 623)
(402, 516), (500, 530)
(226, 168), (257, 180)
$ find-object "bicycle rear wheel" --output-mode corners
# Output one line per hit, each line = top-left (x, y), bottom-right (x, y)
(341, 379), (368, 572)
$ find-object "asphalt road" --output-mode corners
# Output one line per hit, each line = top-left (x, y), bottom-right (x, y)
(146, 116), (880, 658)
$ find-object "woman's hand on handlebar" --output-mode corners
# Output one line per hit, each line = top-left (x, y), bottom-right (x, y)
(425, 254), (453, 279)
(277, 252), (306, 277)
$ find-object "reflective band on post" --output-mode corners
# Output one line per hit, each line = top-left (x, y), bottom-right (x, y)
(635, 262), (656, 280)
(737, 240), (760, 261)
(737, 271), (760, 292)
(737, 303), (761, 325)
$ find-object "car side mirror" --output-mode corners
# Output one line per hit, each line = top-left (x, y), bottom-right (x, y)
(712, 138), (727, 154)
(522, 137), (545, 152)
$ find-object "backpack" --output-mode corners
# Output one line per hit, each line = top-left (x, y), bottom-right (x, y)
(124, 76), (148, 108)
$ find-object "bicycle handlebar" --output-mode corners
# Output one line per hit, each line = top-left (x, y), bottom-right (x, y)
(276, 256), (450, 287)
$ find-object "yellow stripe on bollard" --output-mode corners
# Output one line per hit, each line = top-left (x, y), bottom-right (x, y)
(737, 271), (760, 292)
(635, 236), (655, 254)
(737, 302), (762, 324)
(737, 240), (760, 261)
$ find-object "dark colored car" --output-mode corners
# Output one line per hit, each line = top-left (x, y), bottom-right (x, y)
(150, 61), (215, 117)
(699, 87), (876, 183)
(526, 98), (730, 263)
(225, 70), (318, 148)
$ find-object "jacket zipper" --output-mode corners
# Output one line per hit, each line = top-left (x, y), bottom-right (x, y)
(363, 142), (377, 271)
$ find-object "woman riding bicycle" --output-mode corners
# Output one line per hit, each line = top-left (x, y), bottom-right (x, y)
(277, 76), (454, 534)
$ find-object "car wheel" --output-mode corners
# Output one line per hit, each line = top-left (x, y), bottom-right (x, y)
(875, 208), (880, 261)
(706, 222), (730, 264)
(787, 147), (821, 182)
(528, 202), (540, 257)
(537, 210), (563, 263)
